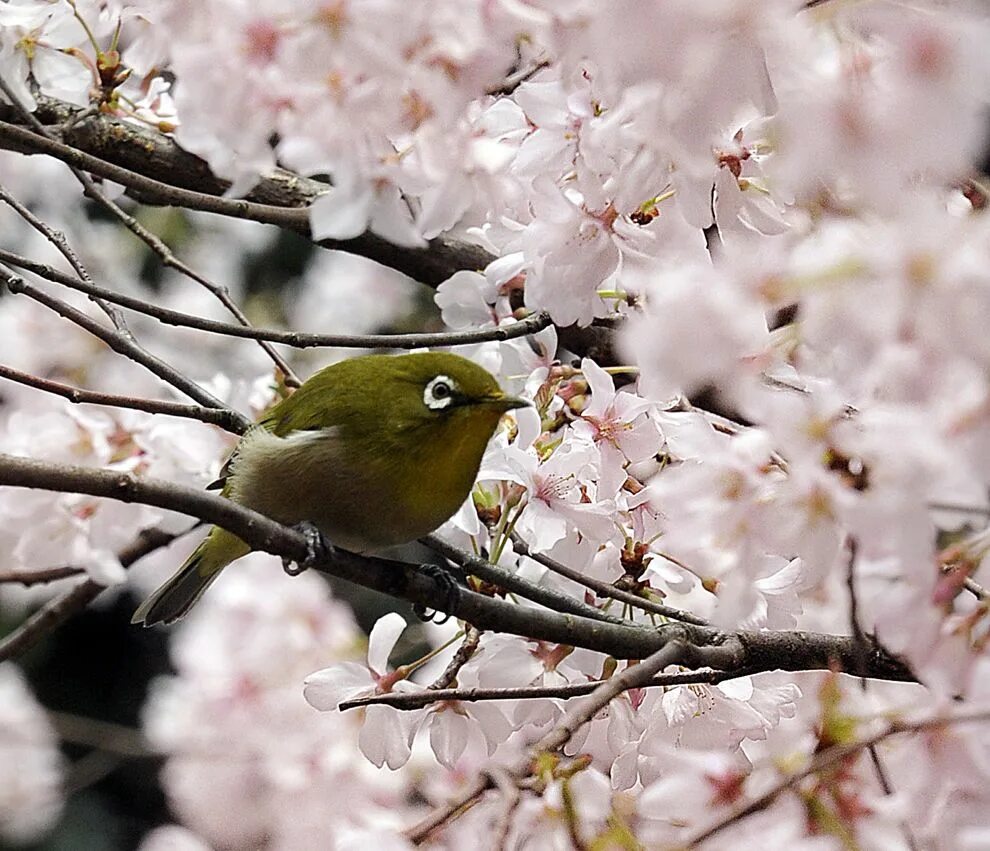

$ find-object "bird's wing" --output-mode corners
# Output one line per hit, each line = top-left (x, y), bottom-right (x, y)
(206, 372), (345, 492)
(257, 371), (348, 437)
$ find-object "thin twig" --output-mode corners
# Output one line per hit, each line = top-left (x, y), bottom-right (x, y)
(0, 76), (245, 402)
(84, 194), (303, 387)
(540, 643), (739, 754)
(340, 667), (748, 712)
(510, 532), (709, 627)
(408, 776), (491, 845)
(485, 58), (551, 96)
(928, 501), (990, 516)
(866, 742), (921, 851)
(0, 363), (246, 433)
(486, 766), (522, 851)
(672, 395), (789, 471)
(0, 249), (553, 348)
(48, 711), (162, 759)
(682, 706), (990, 847)
(850, 531), (920, 850)
(63, 750), (128, 797)
(423, 533), (630, 626)
(429, 625), (483, 690)
(0, 566), (84, 586)
(0, 182), (116, 329)
(0, 525), (182, 660)
(1, 269), (250, 429)
(845, 537), (869, 677)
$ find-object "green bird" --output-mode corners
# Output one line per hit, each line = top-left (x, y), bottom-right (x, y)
(133, 351), (527, 626)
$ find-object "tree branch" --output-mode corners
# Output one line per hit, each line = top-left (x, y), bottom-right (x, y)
(510, 532), (709, 626)
(0, 117), (310, 228)
(0, 363), (246, 433)
(0, 114), (496, 287)
(0, 525), (181, 660)
(0, 269), (251, 430)
(0, 248), (552, 349)
(485, 57), (551, 96)
(340, 667), (750, 712)
(0, 96), (620, 365)
(0, 565), (85, 586)
(48, 711), (163, 759)
(422, 533), (632, 627)
(406, 641), (714, 843)
(682, 705), (990, 847)
(0, 453), (916, 683)
(428, 625), (482, 691)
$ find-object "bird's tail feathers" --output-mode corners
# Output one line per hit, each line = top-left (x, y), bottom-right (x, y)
(131, 528), (249, 626)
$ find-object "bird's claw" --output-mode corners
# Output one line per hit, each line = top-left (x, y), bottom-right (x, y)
(413, 563), (461, 625)
(282, 521), (334, 576)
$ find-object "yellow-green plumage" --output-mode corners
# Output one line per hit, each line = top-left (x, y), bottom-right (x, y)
(132, 352), (525, 626)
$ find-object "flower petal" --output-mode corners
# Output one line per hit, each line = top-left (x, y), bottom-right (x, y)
(367, 612), (408, 675)
(302, 662), (373, 711)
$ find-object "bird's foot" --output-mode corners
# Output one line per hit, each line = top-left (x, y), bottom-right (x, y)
(282, 521), (334, 576)
(412, 563), (462, 625)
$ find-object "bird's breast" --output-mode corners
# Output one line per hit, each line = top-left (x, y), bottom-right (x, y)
(226, 425), (480, 553)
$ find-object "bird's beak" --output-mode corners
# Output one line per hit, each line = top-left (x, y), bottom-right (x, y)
(479, 393), (530, 412)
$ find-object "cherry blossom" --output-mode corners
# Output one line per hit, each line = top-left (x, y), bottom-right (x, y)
(304, 612), (423, 770)
(137, 825), (213, 851)
(0, 0), (114, 109)
(143, 558), (418, 846)
(482, 415), (617, 554)
(570, 358), (662, 498)
(0, 663), (64, 844)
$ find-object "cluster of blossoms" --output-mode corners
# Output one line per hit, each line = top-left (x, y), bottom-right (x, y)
(1, 0), (990, 848)
(141, 558), (424, 849)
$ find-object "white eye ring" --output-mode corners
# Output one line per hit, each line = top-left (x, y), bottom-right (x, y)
(424, 375), (456, 410)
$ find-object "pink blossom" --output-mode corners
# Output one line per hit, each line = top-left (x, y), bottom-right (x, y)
(484, 423), (617, 553)
(0, 663), (64, 843)
(304, 612), (423, 769)
(571, 358), (662, 497)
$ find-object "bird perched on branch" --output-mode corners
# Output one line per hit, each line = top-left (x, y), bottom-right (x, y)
(133, 351), (527, 626)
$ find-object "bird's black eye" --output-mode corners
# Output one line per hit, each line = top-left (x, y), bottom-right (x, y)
(424, 374), (457, 411)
